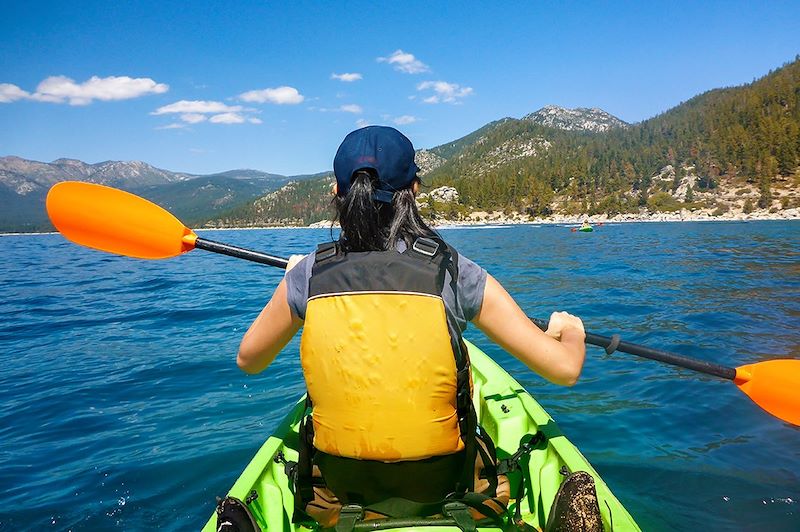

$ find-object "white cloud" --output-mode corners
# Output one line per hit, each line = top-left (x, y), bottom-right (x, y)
(0, 83), (30, 103)
(153, 100), (260, 126)
(152, 100), (242, 115)
(209, 112), (246, 124)
(377, 50), (429, 74)
(356, 118), (370, 128)
(27, 75), (168, 105)
(393, 115), (418, 125)
(238, 86), (304, 104)
(331, 72), (362, 82)
(313, 104), (364, 114)
(156, 123), (187, 130)
(180, 113), (207, 124)
(417, 80), (474, 104)
(340, 104), (363, 114)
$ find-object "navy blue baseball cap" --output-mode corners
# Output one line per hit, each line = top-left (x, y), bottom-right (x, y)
(333, 126), (420, 203)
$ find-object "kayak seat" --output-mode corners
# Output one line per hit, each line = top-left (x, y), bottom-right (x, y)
(293, 421), (510, 530)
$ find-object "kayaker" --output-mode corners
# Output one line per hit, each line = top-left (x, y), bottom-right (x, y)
(581, 219), (591, 230)
(236, 126), (586, 525)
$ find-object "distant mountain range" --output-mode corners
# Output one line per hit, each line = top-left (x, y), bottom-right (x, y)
(3, 57), (798, 231)
(0, 156), (315, 231)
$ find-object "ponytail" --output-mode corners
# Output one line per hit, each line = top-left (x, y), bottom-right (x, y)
(334, 170), (436, 252)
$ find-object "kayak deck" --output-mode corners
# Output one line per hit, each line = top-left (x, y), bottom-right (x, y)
(203, 340), (639, 531)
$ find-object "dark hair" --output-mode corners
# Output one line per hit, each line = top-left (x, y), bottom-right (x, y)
(333, 170), (436, 252)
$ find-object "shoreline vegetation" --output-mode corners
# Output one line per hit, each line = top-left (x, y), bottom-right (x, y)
(207, 179), (800, 229)
(218, 206), (800, 231)
(2, 209), (798, 237)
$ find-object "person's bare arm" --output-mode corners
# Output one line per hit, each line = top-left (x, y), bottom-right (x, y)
(472, 275), (586, 386)
(237, 276), (303, 375)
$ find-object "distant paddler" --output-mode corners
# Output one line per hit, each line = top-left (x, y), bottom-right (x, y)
(573, 219), (594, 232)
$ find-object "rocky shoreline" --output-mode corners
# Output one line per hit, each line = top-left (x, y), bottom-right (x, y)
(7, 208), (795, 237)
(302, 207), (800, 229)
(445, 207), (800, 226)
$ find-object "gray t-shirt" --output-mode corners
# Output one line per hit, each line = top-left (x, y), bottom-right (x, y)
(285, 243), (487, 333)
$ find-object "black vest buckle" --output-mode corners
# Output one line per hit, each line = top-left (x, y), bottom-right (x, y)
(411, 237), (439, 257)
(315, 242), (338, 264)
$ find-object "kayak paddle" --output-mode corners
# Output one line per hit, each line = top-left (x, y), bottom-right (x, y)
(46, 181), (288, 268)
(530, 318), (800, 426)
(46, 181), (800, 427)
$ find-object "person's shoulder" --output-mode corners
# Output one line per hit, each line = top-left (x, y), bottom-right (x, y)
(298, 252), (315, 271)
(285, 251), (316, 283)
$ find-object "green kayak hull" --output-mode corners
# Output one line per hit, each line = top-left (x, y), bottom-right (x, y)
(203, 340), (639, 531)
(578, 227), (594, 232)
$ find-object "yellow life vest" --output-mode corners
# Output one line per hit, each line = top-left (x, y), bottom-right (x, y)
(299, 238), (472, 462)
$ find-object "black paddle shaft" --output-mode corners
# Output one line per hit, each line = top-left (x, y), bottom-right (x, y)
(530, 318), (737, 381)
(194, 237), (289, 269)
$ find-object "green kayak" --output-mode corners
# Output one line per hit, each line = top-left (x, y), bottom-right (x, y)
(203, 340), (639, 531)
(578, 227), (594, 232)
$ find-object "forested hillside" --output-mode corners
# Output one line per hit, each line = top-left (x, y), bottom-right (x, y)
(426, 57), (800, 216)
(207, 173), (335, 227)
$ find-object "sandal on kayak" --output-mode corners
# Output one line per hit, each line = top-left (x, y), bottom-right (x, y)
(216, 496), (260, 532)
(545, 471), (603, 532)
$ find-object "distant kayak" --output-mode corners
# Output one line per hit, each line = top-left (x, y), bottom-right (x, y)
(571, 226), (594, 232)
(203, 340), (639, 531)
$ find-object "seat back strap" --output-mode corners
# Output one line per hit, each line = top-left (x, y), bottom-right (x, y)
(365, 497), (444, 518)
(443, 502), (477, 532)
(334, 504), (364, 532)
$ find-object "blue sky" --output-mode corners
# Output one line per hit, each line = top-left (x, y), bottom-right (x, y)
(1, 1), (798, 176)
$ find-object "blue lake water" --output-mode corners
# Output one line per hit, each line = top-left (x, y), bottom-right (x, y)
(1, 221), (799, 531)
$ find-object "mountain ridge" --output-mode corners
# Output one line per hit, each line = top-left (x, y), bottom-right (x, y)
(523, 105), (629, 132)
(0, 157), (315, 231)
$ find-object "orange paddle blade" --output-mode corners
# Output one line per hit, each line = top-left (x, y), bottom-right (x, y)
(735, 360), (800, 426)
(46, 181), (198, 259)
